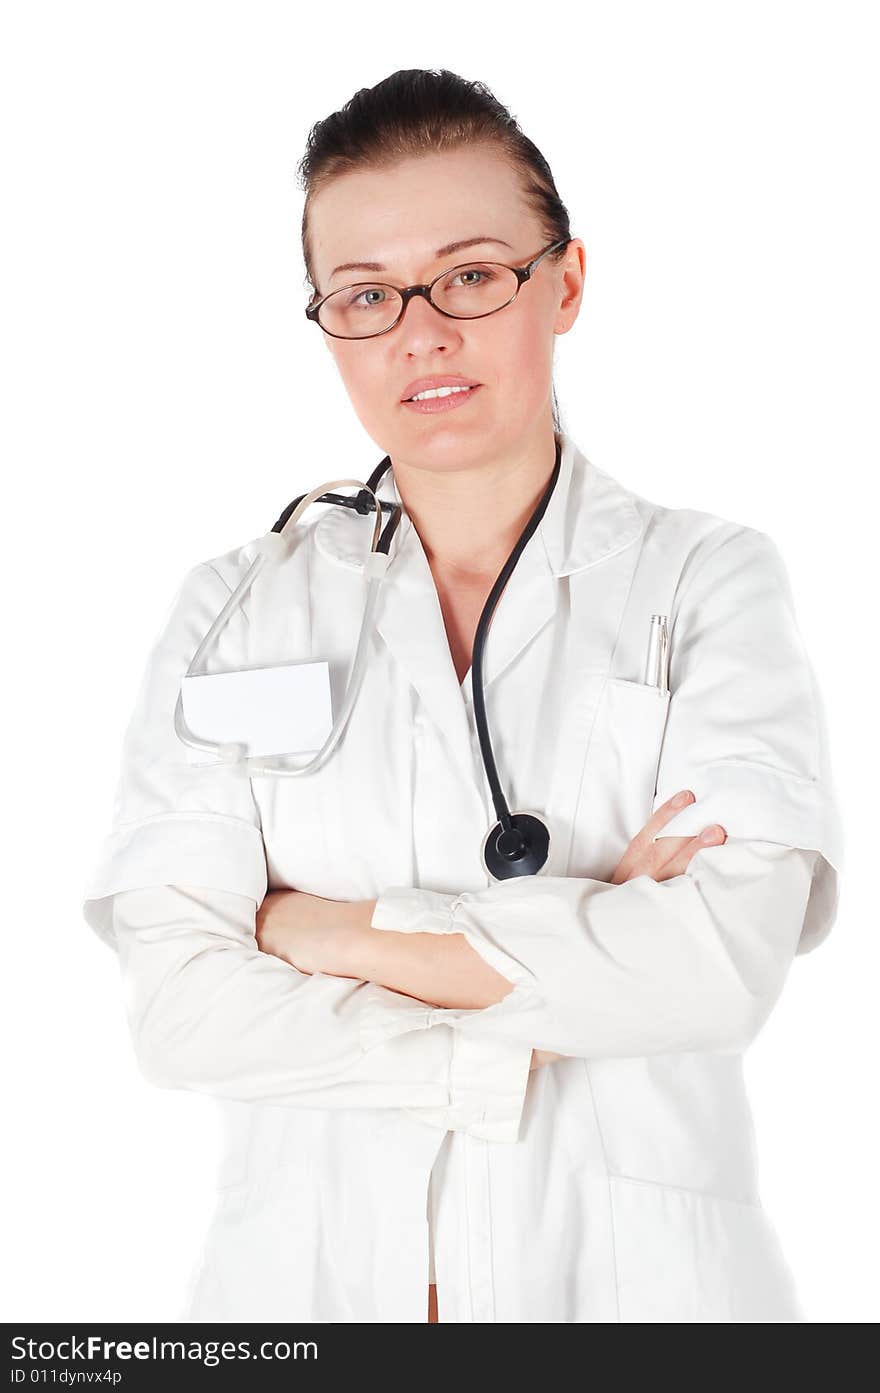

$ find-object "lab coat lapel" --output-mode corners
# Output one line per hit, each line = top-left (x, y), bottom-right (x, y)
(373, 509), (561, 789)
(537, 440), (647, 872)
(312, 431), (645, 802)
(373, 523), (481, 789)
(313, 472), (558, 793)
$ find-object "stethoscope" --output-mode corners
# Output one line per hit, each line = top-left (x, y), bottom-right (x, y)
(174, 438), (562, 881)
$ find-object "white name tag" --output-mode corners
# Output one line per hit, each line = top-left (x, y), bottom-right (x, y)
(180, 660), (333, 764)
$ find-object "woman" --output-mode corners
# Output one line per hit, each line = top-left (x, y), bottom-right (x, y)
(82, 69), (843, 1323)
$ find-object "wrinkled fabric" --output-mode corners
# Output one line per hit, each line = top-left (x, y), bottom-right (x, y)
(83, 429), (844, 1321)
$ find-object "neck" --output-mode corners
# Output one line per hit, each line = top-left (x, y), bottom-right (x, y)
(390, 421), (559, 582)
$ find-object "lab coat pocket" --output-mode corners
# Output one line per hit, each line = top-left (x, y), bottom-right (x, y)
(186, 1160), (328, 1323)
(608, 1175), (805, 1322)
(570, 677), (671, 876)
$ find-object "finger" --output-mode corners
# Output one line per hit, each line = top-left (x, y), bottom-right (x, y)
(611, 835), (693, 885)
(651, 833), (697, 860)
(655, 826), (727, 880)
(611, 790), (696, 882)
(644, 789), (697, 838)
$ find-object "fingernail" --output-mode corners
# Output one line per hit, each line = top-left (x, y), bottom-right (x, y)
(701, 825), (723, 843)
(671, 790), (693, 808)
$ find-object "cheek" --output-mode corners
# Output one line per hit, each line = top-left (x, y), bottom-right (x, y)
(494, 314), (554, 410)
(515, 334), (553, 384)
(333, 346), (373, 401)
(332, 350), (392, 434)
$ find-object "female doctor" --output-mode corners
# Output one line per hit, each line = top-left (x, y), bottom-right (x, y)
(82, 69), (843, 1324)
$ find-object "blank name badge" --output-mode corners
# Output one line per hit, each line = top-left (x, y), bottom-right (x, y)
(180, 660), (333, 764)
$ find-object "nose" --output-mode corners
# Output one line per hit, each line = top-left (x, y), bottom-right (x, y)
(394, 289), (462, 346)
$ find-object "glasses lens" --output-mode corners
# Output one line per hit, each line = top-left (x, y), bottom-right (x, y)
(317, 284), (404, 338)
(315, 262), (522, 337)
(431, 262), (519, 319)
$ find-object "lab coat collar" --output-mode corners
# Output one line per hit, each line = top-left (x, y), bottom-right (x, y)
(312, 429), (645, 579)
(311, 430), (646, 801)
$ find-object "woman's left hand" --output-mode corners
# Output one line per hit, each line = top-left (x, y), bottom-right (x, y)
(255, 889), (375, 978)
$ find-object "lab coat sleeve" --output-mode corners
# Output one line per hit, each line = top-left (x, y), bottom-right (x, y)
(368, 526), (845, 1060)
(369, 841), (818, 1057)
(647, 524), (844, 955)
(83, 560), (531, 1135)
(109, 882), (528, 1129)
(81, 559), (269, 942)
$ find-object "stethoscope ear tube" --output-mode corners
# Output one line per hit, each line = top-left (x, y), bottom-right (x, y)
(174, 477), (397, 773)
(245, 559), (389, 777)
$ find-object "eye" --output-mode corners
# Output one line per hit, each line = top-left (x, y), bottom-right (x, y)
(449, 266), (497, 288)
(347, 286), (390, 309)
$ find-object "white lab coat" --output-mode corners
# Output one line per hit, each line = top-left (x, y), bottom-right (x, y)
(83, 429), (844, 1322)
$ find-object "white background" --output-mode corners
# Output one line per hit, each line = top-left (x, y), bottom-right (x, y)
(2, 0), (876, 1323)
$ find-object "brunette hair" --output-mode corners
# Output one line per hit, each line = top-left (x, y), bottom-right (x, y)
(296, 68), (573, 430)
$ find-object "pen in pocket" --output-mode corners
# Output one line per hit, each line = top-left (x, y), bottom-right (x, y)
(643, 614), (669, 693)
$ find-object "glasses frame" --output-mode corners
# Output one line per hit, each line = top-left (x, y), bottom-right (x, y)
(305, 236), (572, 340)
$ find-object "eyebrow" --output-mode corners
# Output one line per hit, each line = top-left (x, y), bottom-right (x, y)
(327, 236), (515, 284)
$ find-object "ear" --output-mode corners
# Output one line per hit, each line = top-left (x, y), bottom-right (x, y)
(555, 238), (585, 332)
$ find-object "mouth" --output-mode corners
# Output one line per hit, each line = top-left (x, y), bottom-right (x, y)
(401, 384), (483, 414)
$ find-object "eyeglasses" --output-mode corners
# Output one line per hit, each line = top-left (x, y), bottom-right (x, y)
(305, 237), (571, 340)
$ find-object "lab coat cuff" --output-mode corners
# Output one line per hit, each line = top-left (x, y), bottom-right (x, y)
(356, 980), (442, 1053)
(370, 888), (535, 1141)
(356, 980), (532, 1140)
(371, 885), (540, 996)
(371, 885), (461, 936)
(401, 1032), (534, 1144)
(82, 812), (268, 952)
(652, 760), (844, 955)
(450, 1031), (533, 1143)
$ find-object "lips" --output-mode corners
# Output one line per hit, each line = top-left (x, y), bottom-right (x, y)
(402, 384), (481, 414)
(400, 375), (482, 401)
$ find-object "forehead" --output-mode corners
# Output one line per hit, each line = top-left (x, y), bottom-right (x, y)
(309, 147), (532, 282)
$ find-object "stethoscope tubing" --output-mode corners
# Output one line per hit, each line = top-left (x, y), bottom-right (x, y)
(175, 442), (562, 876)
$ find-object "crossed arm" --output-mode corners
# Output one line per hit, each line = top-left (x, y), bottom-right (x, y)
(106, 778), (820, 1145)
(109, 804), (816, 1141)
(254, 789), (728, 1021)
(255, 887), (513, 1008)
(251, 776), (814, 1091)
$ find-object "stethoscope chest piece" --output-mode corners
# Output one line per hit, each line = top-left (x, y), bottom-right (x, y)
(482, 810), (551, 880)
